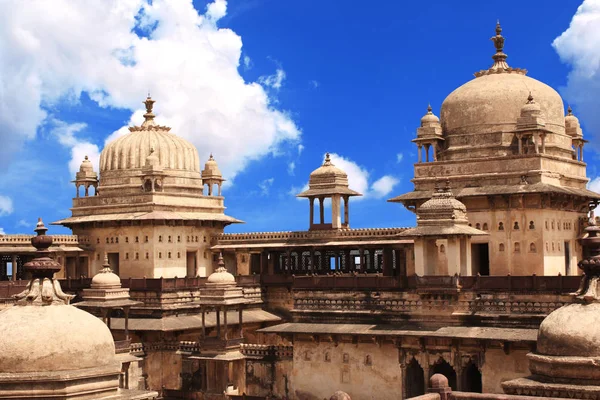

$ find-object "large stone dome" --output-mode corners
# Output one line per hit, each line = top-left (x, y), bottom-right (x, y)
(0, 305), (117, 373)
(441, 72), (565, 137)
(99, 96), (200, 173)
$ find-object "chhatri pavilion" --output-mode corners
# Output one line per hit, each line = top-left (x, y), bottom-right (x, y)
(0, 21), (599, 400)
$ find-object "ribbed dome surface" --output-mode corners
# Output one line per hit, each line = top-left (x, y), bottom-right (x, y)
(441, 73), (565, 137)
(100, 127), (200, 173)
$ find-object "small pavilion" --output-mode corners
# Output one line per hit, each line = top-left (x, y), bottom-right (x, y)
(297, 153), (362, 230)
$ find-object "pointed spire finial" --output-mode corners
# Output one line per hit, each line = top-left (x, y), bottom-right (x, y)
(84, 155), (89, 161)
(323, 152), (333, 166)
(427, 103), (433, 114)
(142, 95), (156, 127)
(568, 105), (573, 116)
(209, 153), (214, 161)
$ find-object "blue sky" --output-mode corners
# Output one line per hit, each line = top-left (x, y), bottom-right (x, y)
(0, 0), (599, 234)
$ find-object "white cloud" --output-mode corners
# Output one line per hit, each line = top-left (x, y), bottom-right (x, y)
(588, 177), (600, 193)
(328, 153), (369, 196)
(310, 80), (319, 88)
(0, 0), (300, 182)
(50, 119), (101, 176)
(297, 144), (304, 155)
(0, 195), (13, 216)
(259, 68), (286, 90)
(0, 228), (5, 235)
(288, 183), (308, 199)
(16, 219), (31, 228)
(287, 161), (295, 175)
(396, 153), (404, 163)
(243, 55), (252, 70)
(553, 0), (600, 144)
(371, 175), (399, 198)
(258, 178), (274, 196)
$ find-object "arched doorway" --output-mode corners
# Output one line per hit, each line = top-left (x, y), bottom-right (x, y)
(405, 357), (425, 398)
(431, 358), (457, 390)
(462, 361), (482, 393)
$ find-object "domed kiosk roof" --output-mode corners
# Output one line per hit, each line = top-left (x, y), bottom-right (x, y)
(100, 96), (200, 173)
(297, 153), (362, 198)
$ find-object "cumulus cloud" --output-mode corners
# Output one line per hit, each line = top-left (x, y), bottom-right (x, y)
(0, 0), (300, 182)
(243, 55), (252, 70)
(553, 0), (600, 144)
(50, 120), (101, 176)
(16, 219), (31, 228)
(0, 195), (13, 216)
(371, 175), (399, 198)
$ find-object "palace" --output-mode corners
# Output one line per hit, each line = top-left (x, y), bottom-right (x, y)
(1, 22), (599, 400)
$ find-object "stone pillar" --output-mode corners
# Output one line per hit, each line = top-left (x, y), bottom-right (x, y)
(239, 307), (243, 338)
(216, 308), (221, 338)
(223, 307), (228, 340)
(383, 248), (393, 276)
(446, 237), (461, 276)
(286, 249), (292, 273)
(359, 247), (365, 273)
(460, 237), (472, 276)
(11, 255), (17, 281)
(75, 184), (80, 198)
(413, 238), (427, 276)
(418, 145), (422, 163)
(517, 134), (523, 155)
(432, 143), (438, 161)
(580, 145), (584, 162)
(319, 197), (325, 225)
(201, 308), (206, 338)
(343, 196), (349, 227)
(533, 133), (540, 154)
(541, 134), (546, 154)
(425, 144), (430, 162)
(309, 197), (315, 228)
(331, 194), (342, 229)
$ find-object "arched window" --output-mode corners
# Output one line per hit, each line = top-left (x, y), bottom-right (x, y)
(482, 223), (488, 231)
(529, 243), (536, 253)
(177, 236), (181, 242)
(558, 243), (561, 251)
(177, 252), (180, 258)
(498, 222), (504, 231)
(159, 252), (162, 259)
(468, 223), (472, 227)
(475, 223), (481, 230)
(552, 242), (555, 251)
(545, 221), (549, 230)
(513, 222), (519, 230)
(529, 221), (535, 230)
(552, 221), (555, 230)
(514, 242), (520, 253)
(324, 352), (331, 362)
(135, 236), (139, 243)
(159, 235), (163, 242)
(499, 243), (505, 252)
(125, 237), (129, 243)
(97, 238), (100, 244)
(135, 253), (139, 260)
(440, 244), (446, 254)
(145, 252), (149, 259)
(365, 355), (372, 366)
(546, 242), (549, 251)
(168, 236), (172, 243)
(125, 253), (129, 260)
(168, 252), (171, 259)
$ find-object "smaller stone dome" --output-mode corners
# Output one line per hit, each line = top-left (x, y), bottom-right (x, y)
(520, 93), (541, 115)
(421, 104), (440, 126)
(430, 373), (449, 389)
(417, 183), (468, 224)
(297, 153), (362, 198)
(145, 147), (160, 168)
(79, 156), (94, 173)
(565, 106), (583, 138)
(330, 391), (351, 400)
(91, 255), (121, 289)
(202, 154), (223, 180)
(207, 253), (235, 284)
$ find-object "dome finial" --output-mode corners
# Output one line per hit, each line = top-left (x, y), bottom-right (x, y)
(142, 95), (156, 126)
(84, 155), (88, 161)
(323, 152), (332, 166)
(427, 103), (432, 114)
(489, 20), (510, 71)
(568, 105), (573, 116)
(209, 153), (214, 161)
